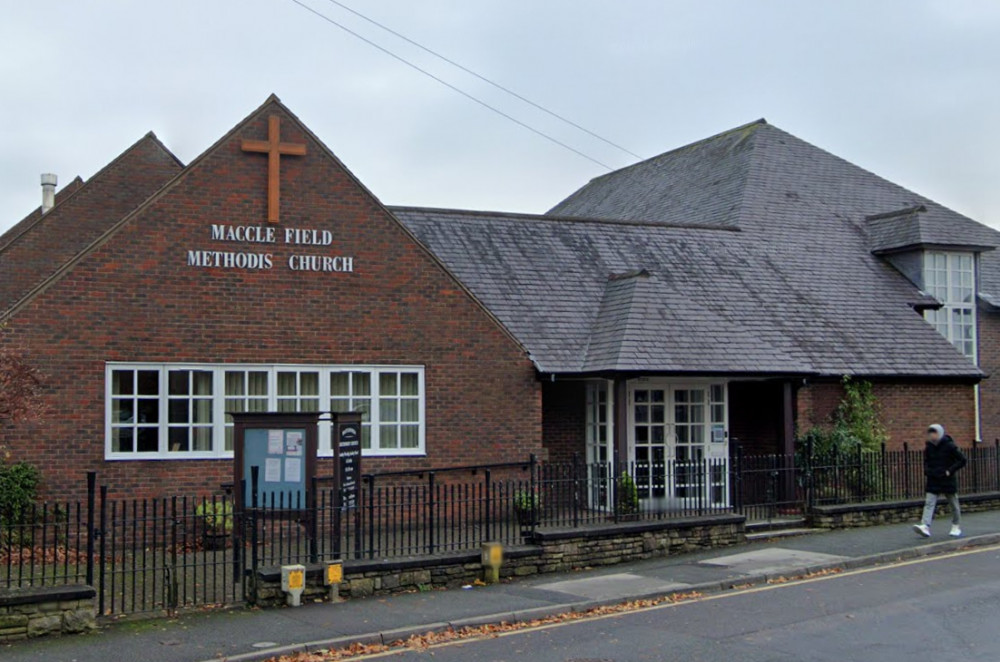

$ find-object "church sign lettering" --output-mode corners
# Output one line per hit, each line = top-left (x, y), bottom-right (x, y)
(184, 114), (355, 274)
(186, 224), (354, 273)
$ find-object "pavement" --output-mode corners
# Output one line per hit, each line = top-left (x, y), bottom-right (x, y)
(3, 510), (1000, 662)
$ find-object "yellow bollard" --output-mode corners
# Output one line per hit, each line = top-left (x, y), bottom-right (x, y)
(481, 542), (503, 584)
(324, 561), (344, 602)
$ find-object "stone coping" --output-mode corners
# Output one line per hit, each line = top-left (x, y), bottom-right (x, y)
(0, 584), (96, 608)
(528, 513), (745, 542)
(257, 545), (544, 580)
(811, 491), (1000, 515)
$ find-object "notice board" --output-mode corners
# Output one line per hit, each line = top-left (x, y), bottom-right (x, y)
(232, 412), (319, 510)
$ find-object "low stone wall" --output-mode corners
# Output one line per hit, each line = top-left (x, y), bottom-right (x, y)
(810, 492), (1000, 529)
(0, 585), (96, 643)
(253, 514), (745, 607)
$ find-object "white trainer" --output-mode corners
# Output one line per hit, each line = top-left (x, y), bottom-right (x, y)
(913, 523), (931, 538)
(949, 525), (962, 537)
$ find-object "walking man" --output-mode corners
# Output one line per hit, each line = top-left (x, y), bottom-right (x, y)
(914, 424), (967, 538)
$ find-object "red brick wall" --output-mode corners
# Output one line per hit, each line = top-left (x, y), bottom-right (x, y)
(978, 309), (1000, 445)
(542, 380), (586, 462)
(796, 380), (976, 450)
(0, 103), (541, 501)
(0, 136), (181, 311)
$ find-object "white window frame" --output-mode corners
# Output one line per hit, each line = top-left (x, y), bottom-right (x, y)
(105, 363), (426, 460)
(922, 250), (977, 362)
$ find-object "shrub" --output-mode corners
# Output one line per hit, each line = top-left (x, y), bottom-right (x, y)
(0, 461), (40, 523)
(799, 376), (888, 456)
(617, 472), (640, 515)
(195, 501), (233, 534)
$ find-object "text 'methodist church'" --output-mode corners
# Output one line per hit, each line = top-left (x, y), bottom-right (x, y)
(3, 95), (999, 501)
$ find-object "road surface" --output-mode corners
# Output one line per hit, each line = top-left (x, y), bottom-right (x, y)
(376, 545), (1000, 662)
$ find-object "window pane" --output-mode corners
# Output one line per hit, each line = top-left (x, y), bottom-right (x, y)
(355, 399), (371, 421)
(361, 426), (371, 450)
(400, 373), (419, 396)
(380, 425), (398, 449)
(113, 399), (133, 423)
(379, 373), (397, 396)
(690, 405), (704, 423)
(168, 371), (189, 396)
(401, 399), (419, 422)
(651, 405), (665, 424)
(712, 404), (725, 423)
(330, 372), (349, 396)
(400, 425), (419, 449)
(137, 398), (159, 424)
(248, 397), (268, 413)
(114, 428), (133, 453)
(137, 370), (159, 395)
(249, 372), (268, 396)
(193, 371), (212, 396)
(112, 370), (134, 395)
(168, 399), (189, 423)
(226, 397), (244, 414)
(353, 373), (371, 396)
(301, 372), (319, 396)
(169, 428), (189, 452)
(278, 372), (296, 396)
(277, 399), (296, 413)
(225, 371), (244, 396)
(711, 384), (724, 402)
(225, 427), (234, 452)
(330, 397), (349, 412)
(300, 398), (319, 412)
(194, 399), (212, 424)
(193, 427), (212, 451)
(380, 399), (398, 422)
(137, 428), (158, 453)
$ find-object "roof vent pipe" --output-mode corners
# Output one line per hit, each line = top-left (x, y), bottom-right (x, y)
(40, 173), (57, 213)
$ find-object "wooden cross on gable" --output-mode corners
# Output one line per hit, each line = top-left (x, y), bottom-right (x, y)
(241, 115), (307, 223)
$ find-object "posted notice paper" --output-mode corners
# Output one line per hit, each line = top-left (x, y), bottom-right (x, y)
(267, 430), (284, 455)
(284, 458), (302, 483)
(264, 458), (282, 483)
(285, 431), (303, 456)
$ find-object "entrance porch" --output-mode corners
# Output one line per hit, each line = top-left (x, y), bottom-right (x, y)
(542, 376), (799, 514)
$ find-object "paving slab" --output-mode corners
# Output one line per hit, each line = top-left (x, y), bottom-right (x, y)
(697, 547), (849, 575)
(532, 572), (690, 601)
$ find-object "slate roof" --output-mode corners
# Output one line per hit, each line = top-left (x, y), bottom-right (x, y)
(395, 120), (993, 378)
(866, 205), (997, 254)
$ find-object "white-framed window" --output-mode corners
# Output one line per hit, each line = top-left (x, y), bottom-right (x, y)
(105, 363), (426, 460)
(923, 251), (976, 360)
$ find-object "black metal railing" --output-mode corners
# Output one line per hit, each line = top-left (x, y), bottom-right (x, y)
(4, 442), (1000, 615)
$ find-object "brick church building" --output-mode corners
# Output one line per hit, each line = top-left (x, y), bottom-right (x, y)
(2, 96), (997, 502)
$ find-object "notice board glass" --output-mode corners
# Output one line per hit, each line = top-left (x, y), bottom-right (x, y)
(232, 412), (318, 511)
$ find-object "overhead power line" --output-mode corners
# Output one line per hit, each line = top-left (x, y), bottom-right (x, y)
(322, 0), (642, 160)
(287, 0), (616, 170)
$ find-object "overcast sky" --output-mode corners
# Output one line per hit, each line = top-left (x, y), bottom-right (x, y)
(2, 0), (999, 233)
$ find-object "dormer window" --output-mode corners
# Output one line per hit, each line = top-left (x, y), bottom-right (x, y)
(923, 251), (976, 360)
